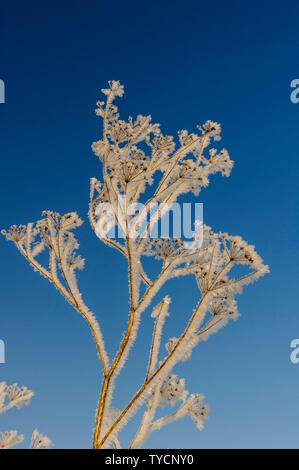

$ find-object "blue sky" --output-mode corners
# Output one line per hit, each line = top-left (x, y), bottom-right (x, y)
(0, 0), (298, 448)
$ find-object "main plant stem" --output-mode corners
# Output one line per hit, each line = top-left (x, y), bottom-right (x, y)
(93, 234), (136, 448)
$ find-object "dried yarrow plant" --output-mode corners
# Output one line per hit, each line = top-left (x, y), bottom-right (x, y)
(2, 81), (269, 448)
(0, 382), (52, 449)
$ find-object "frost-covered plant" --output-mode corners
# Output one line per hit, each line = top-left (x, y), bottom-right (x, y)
(0, 382), (52, 449)
(2, 81), (269, 449)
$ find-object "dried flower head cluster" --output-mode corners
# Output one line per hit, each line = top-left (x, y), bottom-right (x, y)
(89, 81), (234, 246)
(0, 382), (52, 449)
(187, 394), (210, 431)
(2, 80), (269, 449)
(158, 375), (188, 407)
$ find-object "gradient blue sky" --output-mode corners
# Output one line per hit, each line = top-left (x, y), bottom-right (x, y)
(0, 0), (298, 449)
